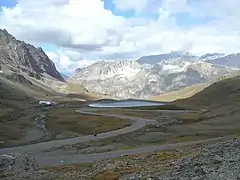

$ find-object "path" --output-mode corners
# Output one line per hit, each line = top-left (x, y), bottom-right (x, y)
(0, 108), (149, 154)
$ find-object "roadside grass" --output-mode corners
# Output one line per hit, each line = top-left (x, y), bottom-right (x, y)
(50, 147), (198, 180)
(45, 108), (132, 137)
(94, 109), (161, 119)
(172, 111), (213, 124)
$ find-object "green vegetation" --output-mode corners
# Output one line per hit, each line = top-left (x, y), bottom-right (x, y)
(45, 108), (132, 137)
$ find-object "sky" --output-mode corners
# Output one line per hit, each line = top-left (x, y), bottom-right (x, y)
(0, 0), (240, 75)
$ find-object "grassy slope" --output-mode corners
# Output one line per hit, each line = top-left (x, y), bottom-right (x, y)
(177, 76), (240, 108)
(45, 108), (132, 138)
(149, 82), (210, 102)
(0, 75), (95, 147)
(0, 76), (38, 146)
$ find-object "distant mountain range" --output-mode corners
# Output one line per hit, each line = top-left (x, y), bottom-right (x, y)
(137, 52), (198, 65)
(69, 58), (239, 99)
(137, 51), (240, 68)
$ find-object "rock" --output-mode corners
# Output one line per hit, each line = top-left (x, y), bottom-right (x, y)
(0, 153), (39, 174)
(214, 155), (223, 162)
(0, 153), (57, 180)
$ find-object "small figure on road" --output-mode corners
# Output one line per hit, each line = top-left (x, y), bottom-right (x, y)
(93, 133), (97, 136)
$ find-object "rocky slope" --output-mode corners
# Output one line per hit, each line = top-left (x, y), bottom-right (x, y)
(0, 29), (64, 82)
(2, 138), (239, 180)
(70, 59), (238, 99)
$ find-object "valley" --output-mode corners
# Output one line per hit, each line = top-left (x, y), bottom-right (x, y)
(1, 29), (240, 180)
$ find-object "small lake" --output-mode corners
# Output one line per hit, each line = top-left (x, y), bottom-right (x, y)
(88, 99), (166, 108)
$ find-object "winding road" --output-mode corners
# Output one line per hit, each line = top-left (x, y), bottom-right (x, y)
(0, 108), (151, 155)
(0, 107), (219, 167)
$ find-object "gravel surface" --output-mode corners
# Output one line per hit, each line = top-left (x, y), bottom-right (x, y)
(1, 138), (240, 180)
(122, 138), (240, 180)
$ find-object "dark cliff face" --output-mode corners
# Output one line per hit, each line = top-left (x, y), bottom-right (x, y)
(0, 29), (64, 82)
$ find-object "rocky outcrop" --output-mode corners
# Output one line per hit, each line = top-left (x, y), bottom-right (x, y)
(0, 153), (56, 180)
(0, 29), (64, 82)
(152, 139), (240, 180)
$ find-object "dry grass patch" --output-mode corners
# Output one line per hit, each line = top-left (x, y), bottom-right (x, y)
(45, 108), (132, 137)
(149, 83), (209, 102)
(93, 167), (140, 180)
(46, 163), (94, 173)
(173, 112), (211, 124)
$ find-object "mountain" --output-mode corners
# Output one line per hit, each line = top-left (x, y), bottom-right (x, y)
(137, 52), (240, 69)
(0, 29), (64, 82)
(206, 53), (240, 68)
(200, 53), (226, 61)
(137, 51), (198, 65)
(69, 59), (237, 99)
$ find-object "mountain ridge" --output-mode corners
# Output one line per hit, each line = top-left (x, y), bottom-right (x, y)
(70, 58), (238, 99)
(0, 29), (64, 82)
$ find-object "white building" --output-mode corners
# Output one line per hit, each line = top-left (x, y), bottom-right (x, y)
(38, 100), (52, 106)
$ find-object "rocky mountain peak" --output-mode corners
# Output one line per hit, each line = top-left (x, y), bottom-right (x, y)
(0, 29), (64, 82)
(70, 58), (238, 99)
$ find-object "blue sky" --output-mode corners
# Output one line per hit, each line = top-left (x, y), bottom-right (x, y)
(0, 0), (16, 8)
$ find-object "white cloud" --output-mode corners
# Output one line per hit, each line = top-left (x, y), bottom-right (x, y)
(46, 50), (98, 74)
(0, 0), (240, 73)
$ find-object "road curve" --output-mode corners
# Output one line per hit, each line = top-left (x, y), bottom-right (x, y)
(0, 107), (220, 168)
(0, 108), (149, 155)
(35, 138), (221, 167)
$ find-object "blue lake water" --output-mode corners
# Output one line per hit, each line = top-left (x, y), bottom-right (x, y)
(88, 100), (165, 108)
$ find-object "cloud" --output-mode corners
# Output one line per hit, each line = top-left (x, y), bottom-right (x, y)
(0, 0), (240, 73)
(46, 50), (98, 74)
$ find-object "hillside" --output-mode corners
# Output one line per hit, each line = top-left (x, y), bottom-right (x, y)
(149, 82), (210, 102)
(178, 76), (240, 109)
